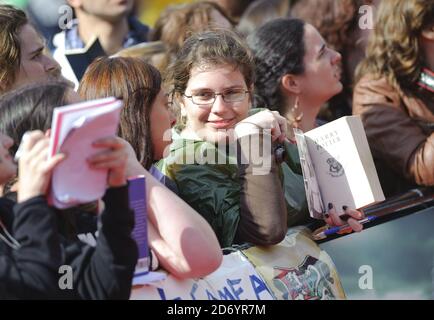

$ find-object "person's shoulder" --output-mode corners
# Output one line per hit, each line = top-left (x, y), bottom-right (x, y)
(353, 74), (401, 113)
(355, 74), (398, 97)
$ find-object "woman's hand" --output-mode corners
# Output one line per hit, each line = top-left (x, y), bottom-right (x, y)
(324, 203), (365, 234)
(235, 110), (287, 142)
(17, 131), (66, 203)
(87, 136), (128, 188)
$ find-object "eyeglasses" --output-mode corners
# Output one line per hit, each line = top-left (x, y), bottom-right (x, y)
(183, 89), (249, 106)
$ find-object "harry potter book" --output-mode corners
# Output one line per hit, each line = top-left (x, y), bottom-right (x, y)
(294, 116), (385, 219)
(128, 176), (150, 279)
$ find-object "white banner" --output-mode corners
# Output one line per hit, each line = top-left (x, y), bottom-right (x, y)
(130, 251), (274, 300)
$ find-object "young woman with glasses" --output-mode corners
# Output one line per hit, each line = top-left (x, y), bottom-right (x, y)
(159, 29), (364, 248)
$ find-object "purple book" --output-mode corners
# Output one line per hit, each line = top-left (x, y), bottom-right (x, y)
(128, 175), (149, 277)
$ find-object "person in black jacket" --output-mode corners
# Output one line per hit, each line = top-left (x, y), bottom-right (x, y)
(0, 131), (64, 299)
(1, 131), (138, 300)
(54, 135), (138, 299)
(0, 83), (139, 299)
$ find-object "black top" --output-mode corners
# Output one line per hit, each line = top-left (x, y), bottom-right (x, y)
(0, 196), (62, 299)
(56, 185), (138, 300)
(0, 185), (138, 300)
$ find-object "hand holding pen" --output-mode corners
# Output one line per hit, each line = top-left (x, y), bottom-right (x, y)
(322, 203), (367, 235)
(314, 215), (377, 240)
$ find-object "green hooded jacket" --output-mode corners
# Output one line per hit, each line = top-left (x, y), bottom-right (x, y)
(156, 135), (309, 248)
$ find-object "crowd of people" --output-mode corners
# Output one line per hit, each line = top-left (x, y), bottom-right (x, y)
(0, 0), (433, 299)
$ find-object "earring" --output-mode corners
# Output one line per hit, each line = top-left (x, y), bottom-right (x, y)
(288, 96), (304, 129)
(180, 107), (187, 125)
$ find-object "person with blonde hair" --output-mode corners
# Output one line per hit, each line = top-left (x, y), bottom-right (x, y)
(353, 0), (434, 196)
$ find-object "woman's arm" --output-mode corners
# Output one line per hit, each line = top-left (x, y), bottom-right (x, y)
(234, 130), (288, 245)
(125, 140), (223, 279)
(233, 110), (289, 245)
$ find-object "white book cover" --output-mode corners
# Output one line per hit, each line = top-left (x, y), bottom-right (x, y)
(48, 97), (123, 209)
(294, 116), (385, 219)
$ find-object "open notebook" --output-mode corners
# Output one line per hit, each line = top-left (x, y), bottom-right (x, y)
(48, 97), (123, 209)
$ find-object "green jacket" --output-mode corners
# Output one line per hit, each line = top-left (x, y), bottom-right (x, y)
(156, 136), (309, 248)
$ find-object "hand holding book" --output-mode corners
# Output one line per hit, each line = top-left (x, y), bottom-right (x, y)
(323, 203), (365, 234)
(293, 116), (385, 222)
(16, 131), (66, 203)
(87, 136), (128, 187)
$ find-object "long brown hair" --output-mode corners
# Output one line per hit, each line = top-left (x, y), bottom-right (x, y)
(78, 57), (161, 169)
(0, 5), (27, 94)
(356, 0), (434, 95)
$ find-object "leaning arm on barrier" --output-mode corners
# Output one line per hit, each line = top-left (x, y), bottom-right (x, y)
(125, 141), (223, 279)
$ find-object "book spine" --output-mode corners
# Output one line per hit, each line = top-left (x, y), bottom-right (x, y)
(128, 175), (149, 276)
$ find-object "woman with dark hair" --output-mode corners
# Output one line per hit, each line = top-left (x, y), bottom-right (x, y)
(353, 0), (434, 197)
(247, 18), (366, 232)
(0, 81), (72, 156)
(79, 56), (223, 279)
(290, 0), (380, 120)
(247, 18), (342, 135)
(0, 81), (74, 197)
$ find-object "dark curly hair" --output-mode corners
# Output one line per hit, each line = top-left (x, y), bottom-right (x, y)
(246, 18), (305, 113)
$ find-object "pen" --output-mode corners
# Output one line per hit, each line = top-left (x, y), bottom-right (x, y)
(316, 215), (377, 239)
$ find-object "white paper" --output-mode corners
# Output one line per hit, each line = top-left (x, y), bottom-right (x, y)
(49, 98), (122, 209)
